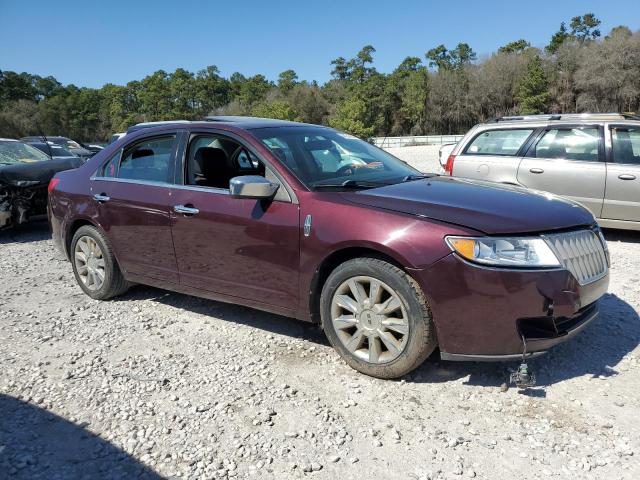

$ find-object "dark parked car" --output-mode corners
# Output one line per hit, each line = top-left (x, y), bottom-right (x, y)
(48, 118), (610, 379)
(21, 136), (94, 160)
(28, 142), (80, 161)
(0, 139), (83, 229)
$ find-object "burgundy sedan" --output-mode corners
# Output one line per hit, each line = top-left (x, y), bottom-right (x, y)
(48, 117), (610, 379)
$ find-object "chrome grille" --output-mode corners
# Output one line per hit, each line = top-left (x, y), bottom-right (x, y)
(543, 230), (608, 285)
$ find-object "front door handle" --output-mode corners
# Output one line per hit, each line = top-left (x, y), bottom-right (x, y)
(529, 168), (544, 174)
(618, 174), (636, 180)
(93, 193), (110, 203)
(174, 204), (200, 216)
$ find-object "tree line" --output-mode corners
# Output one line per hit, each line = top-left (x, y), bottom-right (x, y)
(1, 13), (639, 142)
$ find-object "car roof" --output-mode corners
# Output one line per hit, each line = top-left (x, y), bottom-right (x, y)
(125, 116), (322, 135)
(0, 138), (19, 142)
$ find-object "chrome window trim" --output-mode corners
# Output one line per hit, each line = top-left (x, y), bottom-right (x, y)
(89, 175), (231, 195)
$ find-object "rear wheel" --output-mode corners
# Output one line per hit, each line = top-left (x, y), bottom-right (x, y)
(70, 225), (130, 300)
(321, 257), (437, 379)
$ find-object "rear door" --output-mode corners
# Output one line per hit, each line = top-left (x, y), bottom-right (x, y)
(517, 125), (606, 217)
(602, 124), (640, 222)
(454, 128), (535, 183)
(90, 132), (180, 282)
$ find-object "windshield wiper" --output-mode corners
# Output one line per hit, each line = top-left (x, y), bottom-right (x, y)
(401, 173), (438, 182)
(313, 179), (392, 190)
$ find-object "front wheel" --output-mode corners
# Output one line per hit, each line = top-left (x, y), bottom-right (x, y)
(320, 258), (437, 379)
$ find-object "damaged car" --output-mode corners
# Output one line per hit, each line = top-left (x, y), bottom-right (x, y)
(0, 139), (83, 229)
(49, 118), (610, 381)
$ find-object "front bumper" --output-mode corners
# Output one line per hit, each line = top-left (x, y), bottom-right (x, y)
(417, 253), (609, 360)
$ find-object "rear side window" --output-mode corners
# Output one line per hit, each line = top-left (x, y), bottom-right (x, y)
(611, 127), (640, 165)
(464, 129), (533, 156)
(118, 136), (175, 183)
(534, 128), (600, 162)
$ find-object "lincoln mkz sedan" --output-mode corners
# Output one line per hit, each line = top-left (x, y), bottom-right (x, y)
(48, 117), (610, 379)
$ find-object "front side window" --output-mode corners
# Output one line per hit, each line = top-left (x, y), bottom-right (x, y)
(185, 135), (265, 189)
(534, 128), (600, 161)
(464, 129), (533, 156)
(118, 136), (175, 182)
(253, 127), (418, 189)
(611, 127), (640, 165)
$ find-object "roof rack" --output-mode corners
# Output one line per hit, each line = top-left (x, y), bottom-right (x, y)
(491, 113), (640, 122)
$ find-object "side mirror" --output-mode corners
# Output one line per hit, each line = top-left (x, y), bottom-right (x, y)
(229, 175), (279, 199)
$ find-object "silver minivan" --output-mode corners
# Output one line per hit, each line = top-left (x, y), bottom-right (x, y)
(443, 113), (640, 230)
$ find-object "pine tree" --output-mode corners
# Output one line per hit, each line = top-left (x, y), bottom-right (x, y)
(516, 56), (549, 114)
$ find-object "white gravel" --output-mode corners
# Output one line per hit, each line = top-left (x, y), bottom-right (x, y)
(384, 145), (443, 173)
(1, 159), (639, 479)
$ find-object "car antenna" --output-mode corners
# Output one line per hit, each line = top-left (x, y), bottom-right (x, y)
(35, 123), (54, 158)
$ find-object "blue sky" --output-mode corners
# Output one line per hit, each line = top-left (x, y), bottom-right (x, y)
(1, 0), (639, 88)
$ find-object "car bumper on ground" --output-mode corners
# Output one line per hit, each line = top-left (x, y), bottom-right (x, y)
(417, 253), (609, 360)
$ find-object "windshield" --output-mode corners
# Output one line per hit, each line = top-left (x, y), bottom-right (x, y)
(252, 126), (420, 189)
(0, 141), (51, 165)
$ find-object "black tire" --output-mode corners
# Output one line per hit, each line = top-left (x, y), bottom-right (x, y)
(320, 257), (437, 379)
(70, 225), (130, 300)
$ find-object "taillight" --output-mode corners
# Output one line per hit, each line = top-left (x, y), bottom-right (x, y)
(444, 154), (456, 175)
(48, 177), (60, 193)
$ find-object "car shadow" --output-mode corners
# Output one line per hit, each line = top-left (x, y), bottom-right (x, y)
(0, 394), (163, 479)
(0, 219), (51, 244)
(603, 228), (640, 244)
(407, 293), (640, 394)
(112, 284), (330, 347)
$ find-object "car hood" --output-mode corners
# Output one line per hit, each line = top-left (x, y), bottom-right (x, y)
(340, 176), (595, 235)
(0, 157), (83, 188)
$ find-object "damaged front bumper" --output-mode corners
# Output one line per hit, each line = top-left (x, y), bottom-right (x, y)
(0, 184), (48, 229)
(0, 157), (83, 229)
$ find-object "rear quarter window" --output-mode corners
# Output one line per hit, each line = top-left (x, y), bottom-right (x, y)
(464, 129), (533, 156)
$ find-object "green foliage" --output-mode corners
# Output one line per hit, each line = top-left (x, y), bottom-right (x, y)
(516, 56), (549, 114)
(546, 22), (572, 54)
(426, 43), (476, 71)
(498, 39), (531, 55)
(570, 13), (601, 43)
(328, 96), (375, 138)
(0, 15), (638, 141)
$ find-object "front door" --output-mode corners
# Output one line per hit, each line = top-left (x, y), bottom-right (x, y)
(170, 132), (300, 310)
(517, 126), (606, 217)
(602, 125), (640, 222)
(90, 133), (180, 282)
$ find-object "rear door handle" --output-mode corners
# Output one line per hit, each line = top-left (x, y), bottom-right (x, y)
(618, 174), (636, 180)
(173, 204), (200, 216)
(529, 168), (544, 174)
(93, 193), (110, 203)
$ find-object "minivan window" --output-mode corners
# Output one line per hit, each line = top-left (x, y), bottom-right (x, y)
(464, 129), (533, 156)
(611, 127), (640, 165)
(118, 136), (175, 183)
(534, 128), (599, 162)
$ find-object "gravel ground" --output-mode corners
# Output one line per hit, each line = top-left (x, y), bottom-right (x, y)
(384, 145), (442, 173)
(1, 158), (639, 479)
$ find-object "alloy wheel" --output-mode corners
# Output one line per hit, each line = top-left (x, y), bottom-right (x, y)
(74, 235), (106, 291)
(330, 276), (409, 364)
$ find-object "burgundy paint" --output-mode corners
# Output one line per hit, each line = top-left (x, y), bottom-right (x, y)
(48, 120), (608, 358)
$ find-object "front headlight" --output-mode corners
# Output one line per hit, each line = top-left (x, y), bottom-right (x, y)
(445, 236), (561, 268)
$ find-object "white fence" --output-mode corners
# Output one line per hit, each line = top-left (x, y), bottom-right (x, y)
(371, 135), (464, 148)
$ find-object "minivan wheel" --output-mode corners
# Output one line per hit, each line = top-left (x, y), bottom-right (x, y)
(320, 257), (437, 379)
(70, 225), (130, 300)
